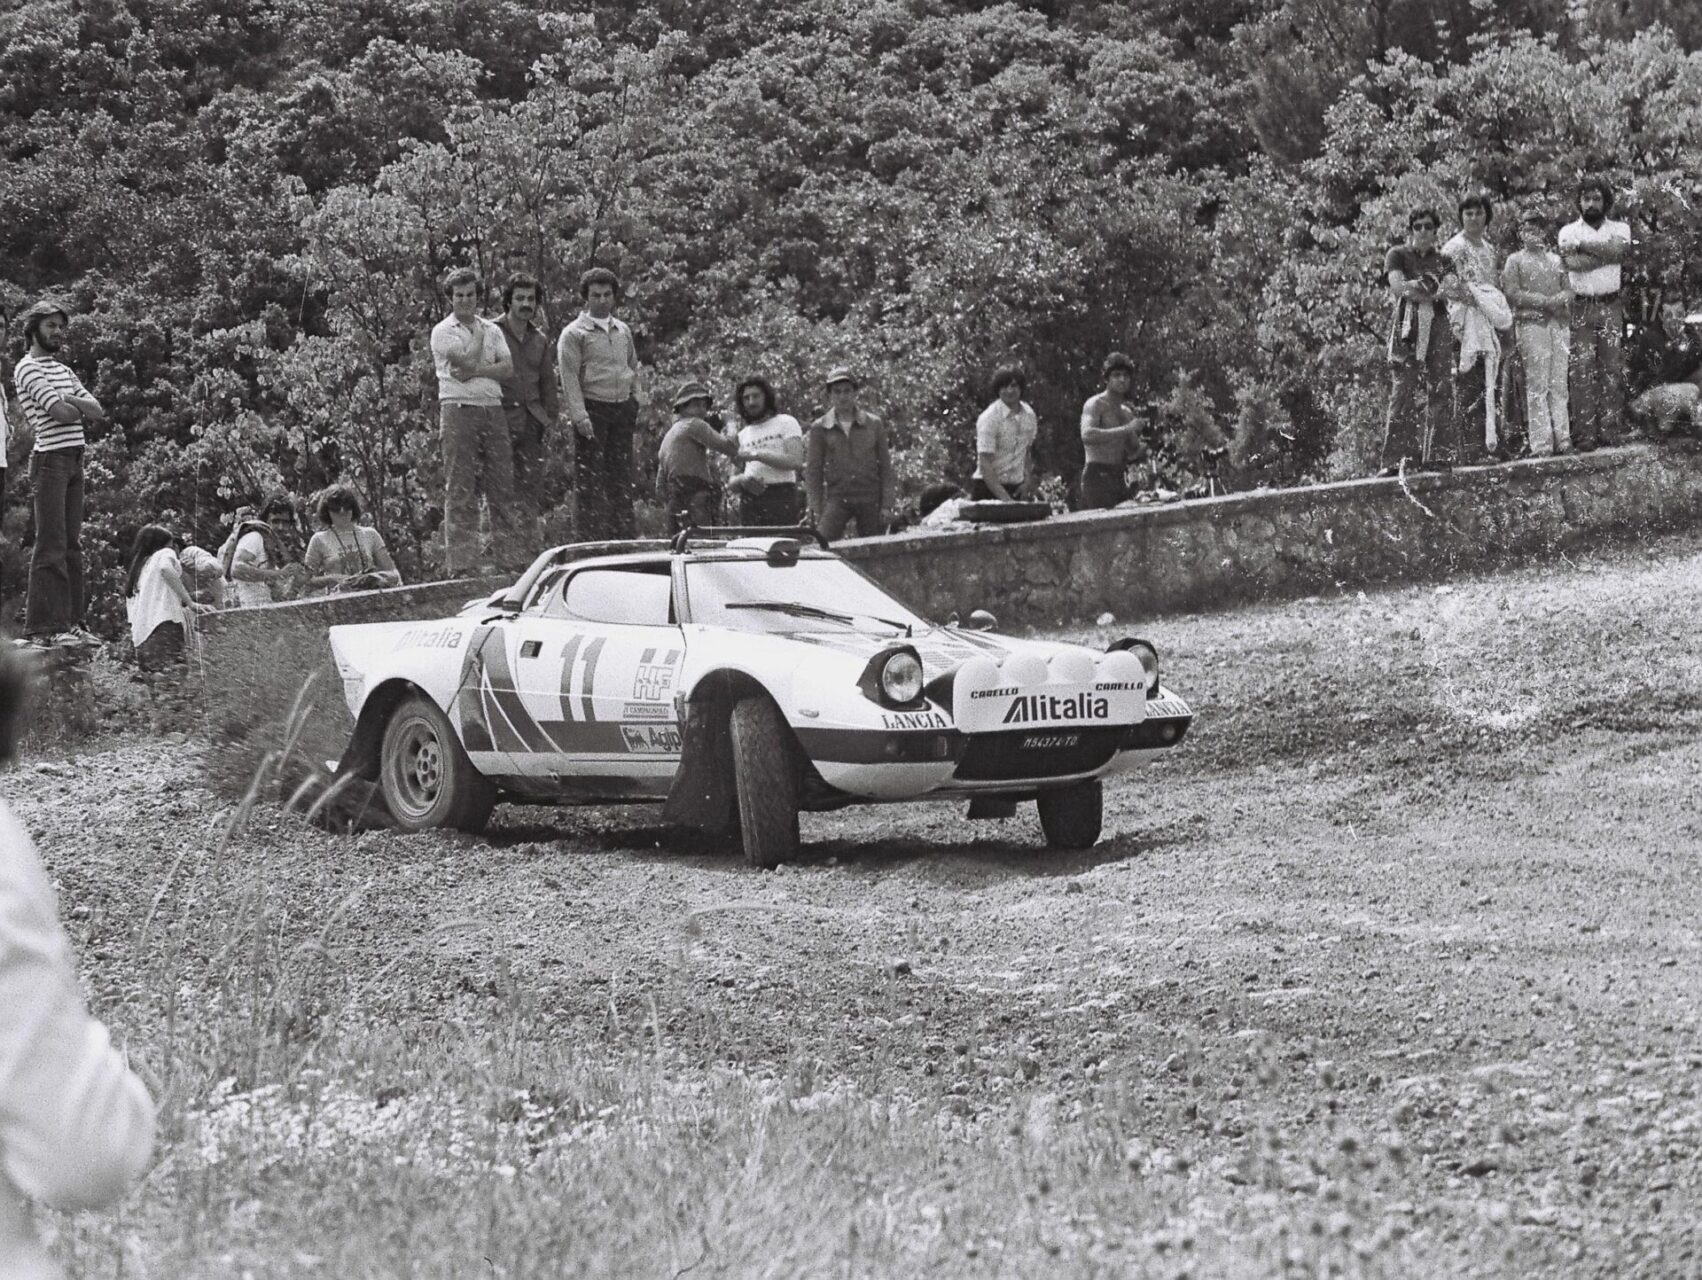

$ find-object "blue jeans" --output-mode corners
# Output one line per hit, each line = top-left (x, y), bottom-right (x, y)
(25, 447), (84, 637)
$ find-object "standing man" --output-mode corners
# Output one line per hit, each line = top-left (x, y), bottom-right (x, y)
(972, 366), (1039, 501)
(726, 376), (805, 525)
(557, 267), (641, 541)
(13, 300), (104, 649)
(1441, 194), (1511, 463)
(1078, 352), (1143, 508)
(495, 272), (560, 545)
(431, 267), (515, 575)
(1379, 208), (1457, 476)
(805, 367), (893, 541)
(1558, 177), (1632, 452)
(1501, 209), (1573, 457)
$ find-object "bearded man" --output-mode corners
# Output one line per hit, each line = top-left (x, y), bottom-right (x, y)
(1558, 177), (1632, 451)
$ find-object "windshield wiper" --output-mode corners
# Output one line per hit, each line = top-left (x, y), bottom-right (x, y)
(725, 600), (911, 633)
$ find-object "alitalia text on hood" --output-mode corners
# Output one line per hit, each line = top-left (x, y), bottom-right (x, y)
(1001, 693), (1111, 724)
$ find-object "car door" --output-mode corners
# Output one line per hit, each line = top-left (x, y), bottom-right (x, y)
(508, 565), (688, 790)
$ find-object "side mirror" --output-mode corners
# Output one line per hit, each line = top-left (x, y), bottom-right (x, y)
(968, 609), (997, 631)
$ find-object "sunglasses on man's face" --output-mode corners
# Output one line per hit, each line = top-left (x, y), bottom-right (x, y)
(1412, 222), (1438, 232)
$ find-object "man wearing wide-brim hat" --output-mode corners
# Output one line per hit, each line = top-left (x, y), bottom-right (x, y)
(805, 366), (893, 541)
(12, 300), (107, 649)
(655, 380), (747, 536)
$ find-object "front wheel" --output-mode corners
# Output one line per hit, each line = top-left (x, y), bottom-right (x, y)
(379, 694), (496, 832)
(728, 696), (800, 868)
(1036, 779), (1103, 850)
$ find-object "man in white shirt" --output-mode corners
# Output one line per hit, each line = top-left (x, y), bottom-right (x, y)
(430, 267), (515, 574)
(1558, 177), (1632, 451)
(726, 376), (805, 525)
(972, 367), (1039, 500)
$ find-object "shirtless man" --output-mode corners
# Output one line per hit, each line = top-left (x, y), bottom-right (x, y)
(1079, 352), (1145, 509)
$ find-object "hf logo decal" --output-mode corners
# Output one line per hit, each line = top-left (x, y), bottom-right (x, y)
(631, 648), (681, 701)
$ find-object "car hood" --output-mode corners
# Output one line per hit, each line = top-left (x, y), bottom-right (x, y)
(775, 625), (1070, 680)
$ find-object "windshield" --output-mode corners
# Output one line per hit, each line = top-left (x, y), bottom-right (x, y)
(684, 556), (930, 635)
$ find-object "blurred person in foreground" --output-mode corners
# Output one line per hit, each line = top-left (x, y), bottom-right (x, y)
(302, 486), (402, 595)
(0, 646), (157, 1277)
(972, 366), (1038, 501)
(1078, 352), (1144, 508)
(725, 376), (805, 526)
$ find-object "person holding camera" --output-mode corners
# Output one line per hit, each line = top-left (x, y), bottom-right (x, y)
(1078, 352), (1144, 509)
(303, 485), (403, 595)
(1380, 207), (1459, 476)
(656, 382), (748, 535)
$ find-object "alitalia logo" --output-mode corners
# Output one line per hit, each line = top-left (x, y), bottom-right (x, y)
(1001, 693), (1111, 725)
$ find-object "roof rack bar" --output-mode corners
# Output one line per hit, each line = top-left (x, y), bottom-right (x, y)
(670, 523), (831, 553)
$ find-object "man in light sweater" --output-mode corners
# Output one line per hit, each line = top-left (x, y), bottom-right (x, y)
(430, 267), (515, 576)
(0, 648), (156, 1277)
(556, 267), (641, 541)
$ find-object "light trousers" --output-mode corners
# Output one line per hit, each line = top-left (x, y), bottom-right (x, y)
(1517, 322), (1571, 456)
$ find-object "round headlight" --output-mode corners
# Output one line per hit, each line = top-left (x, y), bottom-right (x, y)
(1129, 641), (1160, 694)
(879, 651), (924, 704)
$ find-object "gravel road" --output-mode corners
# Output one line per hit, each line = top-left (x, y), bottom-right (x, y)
(11, 530), (1701, 1276)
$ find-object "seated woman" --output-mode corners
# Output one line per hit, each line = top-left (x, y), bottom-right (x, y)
(124, 525), (211, 671)
(303, 485), (402, 594)
(224, 494), (303, 607)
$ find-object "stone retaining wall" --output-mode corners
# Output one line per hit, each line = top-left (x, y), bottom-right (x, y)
(195, 442), (1702, 785)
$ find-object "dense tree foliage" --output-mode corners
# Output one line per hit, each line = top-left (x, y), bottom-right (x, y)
(2, 0), (1699, 628)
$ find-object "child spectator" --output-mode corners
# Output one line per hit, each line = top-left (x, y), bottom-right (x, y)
(656, 382), (743, 535)
(124, 525), (209, 672)
(303, 486), (403, 594)
(0, 646), (157, 1276)
(1501, 209), (1573, 457)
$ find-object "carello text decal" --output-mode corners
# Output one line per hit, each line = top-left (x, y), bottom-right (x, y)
(1001, 692), (1111, 724)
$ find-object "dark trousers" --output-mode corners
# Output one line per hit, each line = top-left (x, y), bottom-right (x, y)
(970, 477), (1027, 501)
(25, 447), (85, 637)
(740, 483), (801, 526)
(1383, 335), (1455, 468)
(575, 398), (638, 541)
(664, 477), (718, 536)
(136, 620), (185, 672)
(817, 496), (882, 541)
(1079, 462), (1126, 510)
(505, 406), (548, 529)
(1570, 297), (1625, 448)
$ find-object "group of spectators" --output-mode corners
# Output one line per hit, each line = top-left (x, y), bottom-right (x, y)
(1379, 176), (1699, 474)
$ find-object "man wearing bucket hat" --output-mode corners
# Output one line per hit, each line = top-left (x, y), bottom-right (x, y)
(655, 380), (747, 535)
(12, 300), (106, 649)
(805, 366), (893, 541)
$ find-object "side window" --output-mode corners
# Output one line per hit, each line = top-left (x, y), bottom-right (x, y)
(557, 569), (674, 626)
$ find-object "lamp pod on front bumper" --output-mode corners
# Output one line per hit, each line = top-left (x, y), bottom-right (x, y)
(1106, 636), (1161, 694)
(857, 645), (926, 708)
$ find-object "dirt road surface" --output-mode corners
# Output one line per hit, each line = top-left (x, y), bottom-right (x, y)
(11, 531), (1701, 1276)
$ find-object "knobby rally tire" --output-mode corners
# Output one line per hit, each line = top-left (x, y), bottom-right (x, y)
(379, 694), (496, 833)
(1036, 779), (1103, 850)
(728, 696), (800, 869)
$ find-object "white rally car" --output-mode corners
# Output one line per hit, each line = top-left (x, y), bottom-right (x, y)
(328, 533), (1192, 866)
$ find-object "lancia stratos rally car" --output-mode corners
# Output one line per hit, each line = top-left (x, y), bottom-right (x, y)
(328, 532), (1193, 866)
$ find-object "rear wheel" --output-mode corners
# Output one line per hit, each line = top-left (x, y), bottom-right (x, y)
(379, 694), (496, 833)
(1036, 779), (1103, 850)
(728, 696), (800, 868)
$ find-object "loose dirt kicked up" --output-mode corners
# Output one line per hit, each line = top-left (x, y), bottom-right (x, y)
(11, 532), (1702, 1277)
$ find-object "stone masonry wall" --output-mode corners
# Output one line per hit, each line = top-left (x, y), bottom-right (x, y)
(195, 442), (1702, 786)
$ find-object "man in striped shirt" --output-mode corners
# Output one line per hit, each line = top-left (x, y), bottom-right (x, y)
(12, 301), (104, 648)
